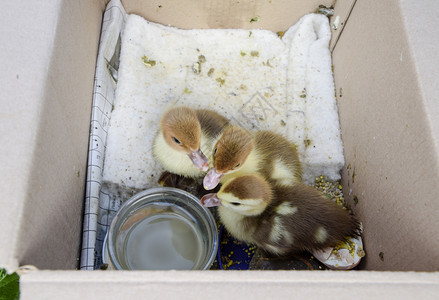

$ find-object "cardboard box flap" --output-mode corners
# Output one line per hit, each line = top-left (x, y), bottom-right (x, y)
(0, 0), (105, 272)
(20, 270), (439, 299)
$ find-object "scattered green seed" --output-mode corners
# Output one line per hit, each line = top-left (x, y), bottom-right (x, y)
(314, 175), (346, 208)
(240, 51), (246, 57)
(250, 16), (260, 23)
(141, 55), (156, 67)
(358, 249), (366, 258)
(198, 55), (206, 63)
(262, 59), (273, 68)
(314, 5), (334, 16)
(300, 88), (307, 98)
(192, 62), (201, 74)
(332, 239), (356, 258)
(208, 68), (215, 77)
(216, 77), (225, 86)
(250, 51), (259, 57)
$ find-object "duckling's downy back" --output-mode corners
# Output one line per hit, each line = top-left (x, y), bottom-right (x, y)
(253, 131), (302, 185)
(253, 182), (360, 254)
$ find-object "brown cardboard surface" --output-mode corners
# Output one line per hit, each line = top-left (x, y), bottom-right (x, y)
(332, 0), (439, 271)
(20, 270), (439, 300)
(1, 0), (439, 297)
(399, 0), (439, 159)
(0, 1), (62, 272)
(122, 0), (334, 32)
(0, 0), (105, 271)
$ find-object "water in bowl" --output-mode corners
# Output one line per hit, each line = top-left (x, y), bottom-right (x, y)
(122, 212), (204, 270)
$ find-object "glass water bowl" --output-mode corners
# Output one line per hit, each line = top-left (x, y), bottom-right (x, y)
(104, 187), (217, 270)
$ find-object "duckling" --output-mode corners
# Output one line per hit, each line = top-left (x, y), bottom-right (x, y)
(201, 174), (360, 255)
(153, 106), (229, 177)
(203, 126), (302, 190)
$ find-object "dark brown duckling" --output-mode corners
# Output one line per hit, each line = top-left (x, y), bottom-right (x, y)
(201, 174), (360, 256)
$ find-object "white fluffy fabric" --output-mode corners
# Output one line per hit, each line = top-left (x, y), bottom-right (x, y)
(103, 13), (344, 188)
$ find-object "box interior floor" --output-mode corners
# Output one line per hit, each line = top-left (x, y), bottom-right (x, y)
(1, 0), (438, 298)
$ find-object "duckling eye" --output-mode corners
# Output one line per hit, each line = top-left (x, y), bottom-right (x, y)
(230, 202), (241, 206)
(232, 163), (241, 169)
(172, 137), (182, 145)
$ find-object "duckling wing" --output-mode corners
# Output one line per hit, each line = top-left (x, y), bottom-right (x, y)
(254, 131), (302, 184)
(273, 184), (361, 252)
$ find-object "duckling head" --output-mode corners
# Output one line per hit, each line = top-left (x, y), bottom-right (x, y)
(201, 175), (271, 216)
(203, 126), (253, 190)
(161, 107), (209, 171)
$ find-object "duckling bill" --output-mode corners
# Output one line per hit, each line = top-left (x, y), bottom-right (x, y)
(201, 174), (360, 256)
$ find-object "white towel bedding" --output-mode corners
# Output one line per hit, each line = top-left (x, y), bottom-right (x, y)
(103, 13), (344, 190)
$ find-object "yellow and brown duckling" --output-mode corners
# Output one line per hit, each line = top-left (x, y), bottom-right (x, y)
(201, 174), (360, 256)
(153, 106), (229, 177)
(203, 126), (302, 190)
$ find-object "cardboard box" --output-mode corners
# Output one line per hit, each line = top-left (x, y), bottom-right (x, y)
(1, 0), (438, 298)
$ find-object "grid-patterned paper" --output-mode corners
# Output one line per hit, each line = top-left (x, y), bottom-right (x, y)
(80, 0), (126, 270)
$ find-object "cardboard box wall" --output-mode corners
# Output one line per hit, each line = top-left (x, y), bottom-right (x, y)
(0, 0), (438, 298)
